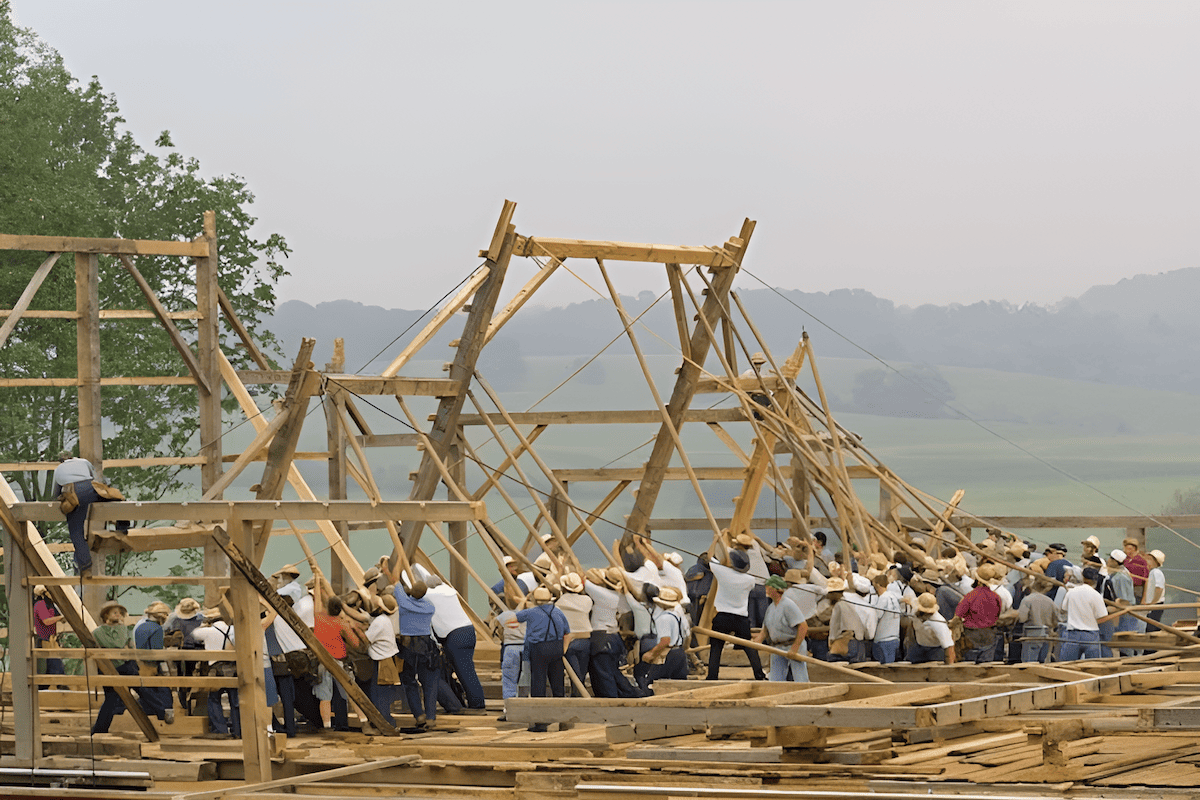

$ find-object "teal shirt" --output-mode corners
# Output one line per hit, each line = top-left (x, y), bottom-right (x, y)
(92, 623), (131, 668)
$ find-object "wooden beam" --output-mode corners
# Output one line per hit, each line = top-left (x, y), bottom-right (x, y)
(621, 219), (755, 544)
(116, 255), (211, 394)
(457, 408), (746, 426)
(11, 500), (486, 524)
(0, 232), (208, 257)
(201, 406), (291, 500)
(355, 433), (422, 448)
(664, 263), (691, 361)
(396, 208), (517, 560)
(0, 252), (60, 349)
(217, 285), (271, 370)
(324, 375), (460, 396)
(0, 376), (196, 387)
(484, 255), (562, 345)
(380, 265), (490, 377)
(76, 252), (103, 477)
(508, 236), (738, 267)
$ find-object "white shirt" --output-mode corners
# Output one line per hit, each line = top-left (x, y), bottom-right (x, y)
(844, 591), (878, 640)
(992, 585), (1013, 613)
(914, 612), (954, 649)
(365, 614), (399, 659)
(871, 588), (903, 642)
(743, 544), (770, 585)
(584, 581), (621, 633)
(1145, 568), (1166, 605)
(293, 594), (315, 628)
(710, 559), (755, 616)
(657, 562), (688, 602)
(1063, 584), (1108, 631)
(651, 605), (687, 647)
(783, 585), (820, 620)
(272, 615), (307, 654)
(555, 591), (594, 635)
(191, 621), (231, 666)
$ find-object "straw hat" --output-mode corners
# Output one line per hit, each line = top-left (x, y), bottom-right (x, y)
(1081, 535), (1101, 550)
(32, 585), (47, 598)
(1122, 537), (1141, 548)
(750, 352), (767, 365)
(665, 552), (684, 567)
(145, 601), (171, 618)
(602, 567), (625, 590)
(584, 567), (607, 586)
(783, 569), (806, 585)
(175, 598), (201, 619)
(733, 532), (755, 548)
(560, 572), (584, 594)
(825, 577), (848, 593)
(202, 606), (224, 621)
(1149, 550), (1166, 567)
(653, 586), (683, 608)
(376, 594), (397, 614)
(915, 593), (939, 614)
(531, 586), (553, 604)
(274, 564), (300, 578)
(98, 600), (127, 620)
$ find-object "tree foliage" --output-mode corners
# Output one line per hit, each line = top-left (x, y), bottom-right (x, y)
(0, 3), (288, 511)
(849, 364), (956, 419)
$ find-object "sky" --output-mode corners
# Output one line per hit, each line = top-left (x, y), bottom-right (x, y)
(10, 1), (1200, 313)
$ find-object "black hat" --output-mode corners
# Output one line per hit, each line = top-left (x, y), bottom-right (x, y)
(1046, 543), (1067, 553)
(729, 550), (750, 573)
(1082, 566), (1100, 582)
(897, 564), (914, 583)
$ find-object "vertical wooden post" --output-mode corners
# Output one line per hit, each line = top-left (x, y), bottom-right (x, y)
(878, 481), (902, 535)
(75, 253), (102, 475)
(229, 516), (272, 783)
(3, 524), (40, 762)
(197, 212), (228, 605)
(397, 201), (516, 560)
(790, 454), (810, 540)
(325, 340), (349, 594)
(448, 435), (468, 598)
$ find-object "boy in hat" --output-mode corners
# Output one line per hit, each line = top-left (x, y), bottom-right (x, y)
(754, 575), (809, 681)
(638, 586), (690, 690)
(1017, 578), (1059, 663)
(165, 597), (203, 709)
(32, 585), (66, 684)
(706, 547), (766, 680)
(869, 573), (903, 664)
(500, 586), (569, 732)
(826, 577), (868, 663)
(91, 600), (136, 734)
(1144, 550), (1167, 624)
(907, 593), (956, 664)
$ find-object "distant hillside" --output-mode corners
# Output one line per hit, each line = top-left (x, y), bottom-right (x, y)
(269, 266), (1200, 395)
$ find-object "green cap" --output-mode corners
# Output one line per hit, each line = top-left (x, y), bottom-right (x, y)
(765, 575), (788, 591)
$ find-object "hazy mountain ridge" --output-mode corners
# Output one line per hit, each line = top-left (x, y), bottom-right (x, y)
(273, 266), (1200, 394)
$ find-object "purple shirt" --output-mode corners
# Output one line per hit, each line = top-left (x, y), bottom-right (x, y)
(33, 599), (57, 641)
(955, 586), (1001, 629)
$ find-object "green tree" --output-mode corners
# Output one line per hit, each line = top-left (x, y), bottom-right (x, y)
(0, 4), (288, 599)
(849, 364), (956, 419)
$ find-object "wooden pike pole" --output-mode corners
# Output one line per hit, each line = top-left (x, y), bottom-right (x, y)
(692, 626), (891, 684)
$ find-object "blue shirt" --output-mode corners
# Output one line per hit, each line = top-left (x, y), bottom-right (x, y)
(1044, 558), (1072, 592)
(513, 604), (569, 645)
(133, 618), (163, 650)
(393, 586), (435, 637)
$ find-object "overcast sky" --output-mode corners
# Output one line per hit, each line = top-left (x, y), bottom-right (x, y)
(11, 2), (1199, 313)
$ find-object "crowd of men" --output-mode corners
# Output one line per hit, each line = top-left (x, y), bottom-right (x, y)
(54, 524), (1168, 737)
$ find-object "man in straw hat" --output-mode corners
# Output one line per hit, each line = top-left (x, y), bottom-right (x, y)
(133, 601), (175, 724)
(953, 565), (1003, 663)
(1144, 550), (1167, 624)
(556, 572), (594, 698)
(906, 592), (956, 664)
(272, 564), (304, 602)
(706, 546), (767, 680)
(191, 606), (238, 738)
(582, 567), (645, 699)
(500, 586), (569, 732)
(164, 597), (203, 710)
(754, 575), (809, 681)
(90, 600), (136, 734)
(1017, 578), (1059, 663)
(1080, 535), (1103, 570)
(826, 576), (868, 663)
(637, 586), (689, 690)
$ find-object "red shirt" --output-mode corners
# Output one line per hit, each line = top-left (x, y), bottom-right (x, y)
(314, 612), (347, 659)
(1125, 554), (1149, 587)
(955, 586), (1001, 629)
